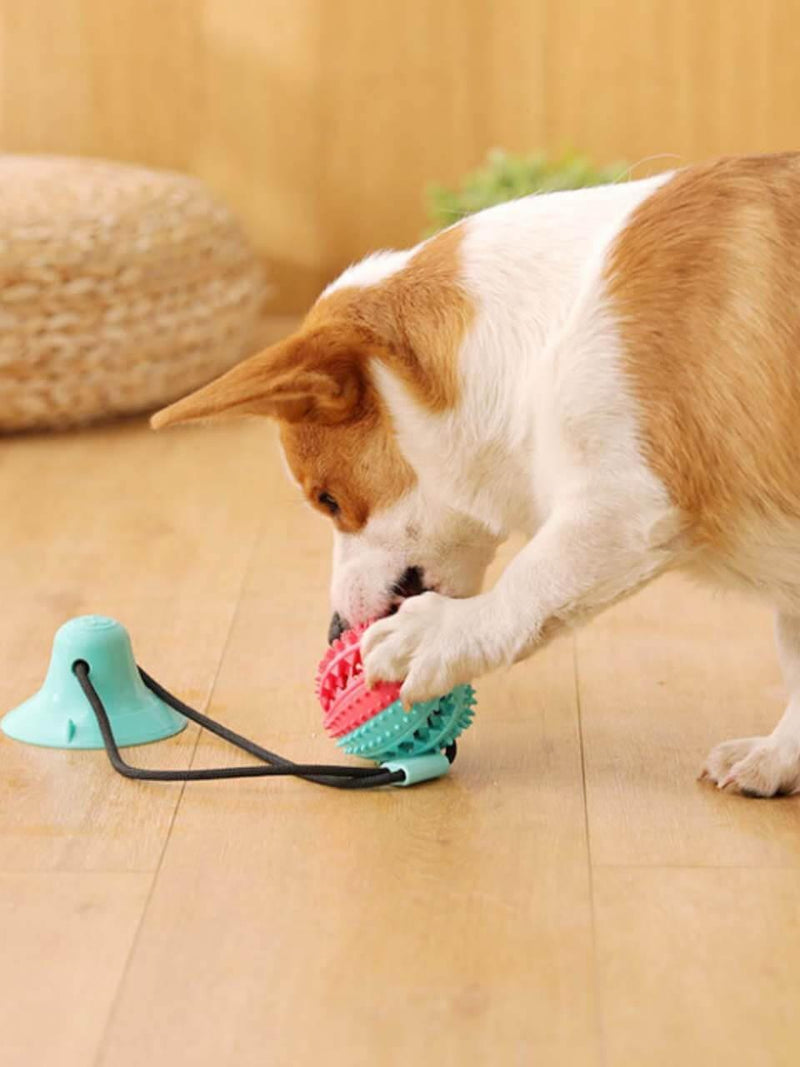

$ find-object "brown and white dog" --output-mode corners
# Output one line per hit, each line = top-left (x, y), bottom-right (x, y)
(154, 153), (800, 797)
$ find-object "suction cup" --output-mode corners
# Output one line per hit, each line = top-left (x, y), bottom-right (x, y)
(1, 615), (187, 749)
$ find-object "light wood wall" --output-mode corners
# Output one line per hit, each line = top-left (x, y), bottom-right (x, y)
(1, 1), (798, 312)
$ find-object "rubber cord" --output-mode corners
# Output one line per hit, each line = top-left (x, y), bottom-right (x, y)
(72, 659), (410, 788)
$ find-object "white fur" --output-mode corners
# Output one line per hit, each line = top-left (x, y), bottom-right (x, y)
(357, 177), (685, 699)
(321, 250), (413, 296)
(315, 176), (799, 797)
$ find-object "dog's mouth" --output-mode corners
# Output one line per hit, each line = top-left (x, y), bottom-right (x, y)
(386, 565), (438, 617)
(327, 566), (435, 644)
(387, 566), (430, 609)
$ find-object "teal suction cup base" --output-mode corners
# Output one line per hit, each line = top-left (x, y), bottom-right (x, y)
(1, 615), (186, 749)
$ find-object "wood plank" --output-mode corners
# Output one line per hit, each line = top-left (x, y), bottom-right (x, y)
(594, 867), (800, 1067)
(4, 0), (800, 311)
(577, 573), (800, 868)
(0, 418), (268, 871)
(316, 1), (548, 275)
(0, 871), (151, 1066)
(198, 0), (324, 312)
(97, 474), (598, 1064)
(0, 0), (92, 154)
(545, 0), (800, 168)
(79, 0), (203, 171)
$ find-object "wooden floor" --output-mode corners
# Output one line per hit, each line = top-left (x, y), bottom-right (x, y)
(1, 415), (799, 1067)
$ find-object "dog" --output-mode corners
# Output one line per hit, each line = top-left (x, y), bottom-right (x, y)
(153, 152), (800, 798)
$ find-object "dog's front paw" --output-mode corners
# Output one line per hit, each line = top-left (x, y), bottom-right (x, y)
(361, 592), (496, 706)
(702, 735), (800, 797)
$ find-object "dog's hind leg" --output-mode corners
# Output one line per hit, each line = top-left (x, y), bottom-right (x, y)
(703, 610), (800, 797)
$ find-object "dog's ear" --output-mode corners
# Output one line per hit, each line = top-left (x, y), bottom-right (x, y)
(151, 328), (375, 429)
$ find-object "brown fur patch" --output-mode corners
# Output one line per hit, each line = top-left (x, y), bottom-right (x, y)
(283, 225), (471, 528)
(305, 223), (472, 410)
(607, 153), (800, 545)
(280, 407), (415, 534)
(152, 224), (471, 531)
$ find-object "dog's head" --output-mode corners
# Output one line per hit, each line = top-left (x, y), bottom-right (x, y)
(153, 243), (498, 637)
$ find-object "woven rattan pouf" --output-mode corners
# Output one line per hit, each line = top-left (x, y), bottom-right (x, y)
(0, 156), (267, 431)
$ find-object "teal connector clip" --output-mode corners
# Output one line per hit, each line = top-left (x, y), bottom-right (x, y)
(382, 752), (452, 786)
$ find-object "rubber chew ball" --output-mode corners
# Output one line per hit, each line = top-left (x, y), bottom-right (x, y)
(316, 622), (476, 763)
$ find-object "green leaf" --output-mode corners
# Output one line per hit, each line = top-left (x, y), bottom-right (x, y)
(424, 149), (630, 233)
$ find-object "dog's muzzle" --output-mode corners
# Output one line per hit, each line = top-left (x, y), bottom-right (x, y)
(327, 567), (431, 645)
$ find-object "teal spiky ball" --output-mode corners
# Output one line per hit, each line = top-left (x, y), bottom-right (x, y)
(337, 685), (476, 761)
(316, 623), (476, 763)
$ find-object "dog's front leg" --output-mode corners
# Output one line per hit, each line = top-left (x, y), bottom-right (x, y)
(362, 502), (678, 705)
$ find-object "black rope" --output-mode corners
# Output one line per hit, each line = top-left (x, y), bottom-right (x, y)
(72, 659), (410, 789)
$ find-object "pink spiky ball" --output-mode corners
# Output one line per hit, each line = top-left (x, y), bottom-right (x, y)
(315, 623), (476, 763)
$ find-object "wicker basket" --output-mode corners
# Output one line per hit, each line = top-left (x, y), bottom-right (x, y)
(0, 155), (268, 431)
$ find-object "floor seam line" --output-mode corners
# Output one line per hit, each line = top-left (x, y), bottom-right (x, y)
(91, 510), (267, 1067)
(573, 632), (606, 1067)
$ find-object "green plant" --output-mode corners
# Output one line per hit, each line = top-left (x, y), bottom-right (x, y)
(425, 148), (629, 232)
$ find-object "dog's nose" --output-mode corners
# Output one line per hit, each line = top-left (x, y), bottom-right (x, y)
(328, 611), (349, 645)
(392, 566), (427, 600)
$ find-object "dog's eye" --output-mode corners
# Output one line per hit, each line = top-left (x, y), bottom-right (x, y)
(317, 491), (340, 516)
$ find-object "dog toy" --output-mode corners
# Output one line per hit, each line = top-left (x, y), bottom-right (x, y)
(2, 615), (477, 789)
(316, 622), (476, 762)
